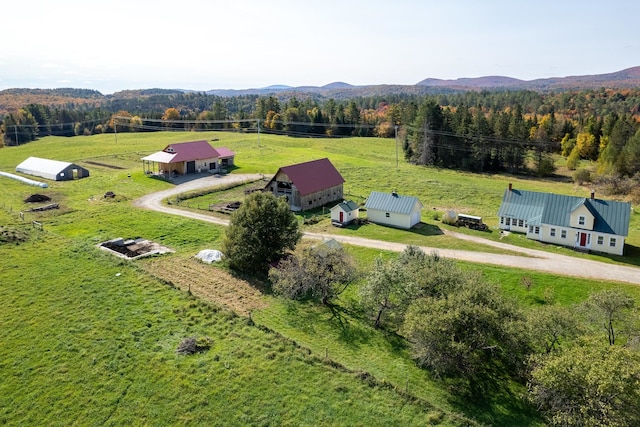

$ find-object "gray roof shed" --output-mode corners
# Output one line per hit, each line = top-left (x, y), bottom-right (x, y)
(365, 191), (423, 215)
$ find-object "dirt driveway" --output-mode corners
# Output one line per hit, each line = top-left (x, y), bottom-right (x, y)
(134, 174), (640, 286)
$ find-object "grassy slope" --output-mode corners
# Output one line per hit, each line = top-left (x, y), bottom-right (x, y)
(1, 130), (638, 426)
(0, 236), (450, 426)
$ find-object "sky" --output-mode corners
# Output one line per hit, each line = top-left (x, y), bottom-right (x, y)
(1, 0), (639, 94)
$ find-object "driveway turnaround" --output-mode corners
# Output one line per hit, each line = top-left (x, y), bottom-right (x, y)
(134, 174), (640, 286)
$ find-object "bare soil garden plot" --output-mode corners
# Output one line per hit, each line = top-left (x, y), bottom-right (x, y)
(142, 256), (267, 316)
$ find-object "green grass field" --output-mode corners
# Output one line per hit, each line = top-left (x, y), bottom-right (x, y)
(1, 130), (638, 426)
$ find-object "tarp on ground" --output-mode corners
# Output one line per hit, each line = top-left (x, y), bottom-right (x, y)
(195, 249), (224, 263)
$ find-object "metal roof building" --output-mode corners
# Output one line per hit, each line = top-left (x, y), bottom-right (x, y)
(498, 188), (630, 236)
(365, 191), (423, 229)
(141, 140), (235, 176)
(15, 157), (89, 181)
(264, 158), (345, 211)
(498, 185), (631, 255)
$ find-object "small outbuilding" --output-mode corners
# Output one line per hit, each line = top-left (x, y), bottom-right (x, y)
(16, 157), (89, 181)
(364, 191), (423, 229)
(141, 140), (235, 176)
(330, 200), (360, 226)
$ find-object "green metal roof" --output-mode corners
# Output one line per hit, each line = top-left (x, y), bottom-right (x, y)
(365, 191), (423, 215)
(498, 188), (631, 236)
(333, 200), (359, 212)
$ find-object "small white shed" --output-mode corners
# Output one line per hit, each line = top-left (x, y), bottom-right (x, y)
(364, 191), (423, 229)
(330, 200), (360, 226)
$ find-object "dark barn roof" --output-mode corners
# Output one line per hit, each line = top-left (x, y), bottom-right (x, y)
(276, 158), (345, 196)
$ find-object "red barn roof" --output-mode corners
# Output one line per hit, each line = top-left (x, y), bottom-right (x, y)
(215, 147), (235, 158)
(164, 140), (220, 162)
(277, 158), (344, 196)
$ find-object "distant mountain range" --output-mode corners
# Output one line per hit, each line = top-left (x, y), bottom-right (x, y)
(199, 66), (640, 97)
(415, 66), (640, 90)
(1, 68), (639, 113)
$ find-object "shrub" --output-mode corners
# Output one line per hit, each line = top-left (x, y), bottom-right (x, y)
(573, 168), (592, 185)
(566, 149), (580, 170)
(176, 336), (213, 355)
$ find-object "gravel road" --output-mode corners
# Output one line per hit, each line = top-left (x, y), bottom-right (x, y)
(133, 174), (640, 286)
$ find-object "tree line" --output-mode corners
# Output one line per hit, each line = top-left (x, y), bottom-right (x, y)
(2, 89), (640, 180)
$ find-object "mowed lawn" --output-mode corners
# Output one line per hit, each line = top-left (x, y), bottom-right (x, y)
(1, 130), (638, 426)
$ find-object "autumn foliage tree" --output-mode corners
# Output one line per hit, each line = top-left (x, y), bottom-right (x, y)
(162, 108), (181, 128)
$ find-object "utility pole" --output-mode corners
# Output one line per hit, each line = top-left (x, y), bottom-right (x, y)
(15, 125), (19, 146)
(257, 119), (260, 147)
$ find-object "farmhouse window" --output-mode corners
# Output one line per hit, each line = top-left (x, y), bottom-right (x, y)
(518, 219), (524, 227)
(505, 218), (511, 226)
(561, 230), (567, 239)
(529, 225), (533, 233)
(385, 213), (390, 218)
(597, 236), (604, 245)
(500, 217), (504, 224)
(578, 215), (585, 226)
(610, 238), (617, 247)
(550, 228), (556, 237)
(534, 227), (540, 234)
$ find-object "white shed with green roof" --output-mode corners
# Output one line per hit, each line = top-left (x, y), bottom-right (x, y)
(498, 184), (631, 256)
(364, 191), (423, 229)
(330, 200), (360, 226)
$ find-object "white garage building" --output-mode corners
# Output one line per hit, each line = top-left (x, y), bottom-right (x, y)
(16, 157), (90, 181)
(365, 191), (423, 229)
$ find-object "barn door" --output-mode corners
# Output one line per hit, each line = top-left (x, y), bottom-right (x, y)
(186, 161), (196, 174)
(339, 212), (344, 223)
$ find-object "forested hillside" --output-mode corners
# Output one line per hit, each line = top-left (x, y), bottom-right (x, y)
(2, 86), (640, 199)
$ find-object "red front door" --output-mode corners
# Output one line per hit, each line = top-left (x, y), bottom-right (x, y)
(579, 232), (587, 246)
(339, 212), (344, 223)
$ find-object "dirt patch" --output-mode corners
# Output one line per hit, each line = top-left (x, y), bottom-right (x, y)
(27, 203), (59, 212)
(142, 257), (268, 316)
(0, 226), (29, 244)
(24, 194), (51, 203)
(85, 160), (125, 170)
(209, 201), (242, 214)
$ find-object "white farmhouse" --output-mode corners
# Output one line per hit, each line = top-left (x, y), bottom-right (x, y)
(498, 184), (631, 256)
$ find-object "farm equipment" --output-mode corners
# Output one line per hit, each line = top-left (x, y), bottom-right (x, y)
(456, 213), (489, 231)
